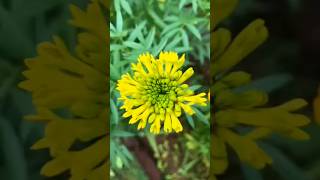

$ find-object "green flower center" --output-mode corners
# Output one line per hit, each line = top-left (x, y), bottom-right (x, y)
(143, 77), (178, 111)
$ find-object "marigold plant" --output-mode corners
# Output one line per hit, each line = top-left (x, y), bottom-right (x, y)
(117, 52), (207, 134)
(19, 0), (108, 179)
(211, 0), (310, 179)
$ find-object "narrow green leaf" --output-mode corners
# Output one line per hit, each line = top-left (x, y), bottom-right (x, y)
(234, 74), (293, 93)
(165, 36), (182, 50)
(193, 108), (209, 125)
(110, 44), (124, 52)
(111, 130), (135, 137)
(110, 99), (119, 124)
(120, 0), (133, 15)
(241, 164), (263, 180)
(261, 143), (312, 180)
(116, 11), (123, 32)
(145, 27), (156, 49)
(123, 41), (144, 49)
(112, 50), (120, 64)
(181, 29), (190, 48)
(161, 22), (181, 36)
(0, 117), (28, 180)
(179, 0), (187, 9)
(153, 38), (168, 55)
(189, 85), (202, 91)
(164, 15), (179, 22)
(114, 0), (121, 13)
(147, 7), (166, 28)
(192, 0), (198, 13)
(110, 22), (116, 32)
(162, 29), (180, 42)
(186, 24), (202, 40)
(128, 21), (147, 41)
(174, 46), (192, 53)
(186, 114), (195, 129)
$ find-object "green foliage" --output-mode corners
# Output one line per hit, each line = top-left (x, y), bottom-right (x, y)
(110, 0), (210, 178)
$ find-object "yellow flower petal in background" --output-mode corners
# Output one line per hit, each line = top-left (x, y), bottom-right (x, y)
(20, 0), (108, 179)
(212, 0), (311, 178)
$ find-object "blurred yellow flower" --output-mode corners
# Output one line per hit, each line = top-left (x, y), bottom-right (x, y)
(212, 0), (310, 178)
(117, 52), (207, 134)
(19, 0), (108, 179)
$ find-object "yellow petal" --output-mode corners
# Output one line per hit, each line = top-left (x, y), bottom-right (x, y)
(177, 67), (194, 84)
(170, 112), (183, 133)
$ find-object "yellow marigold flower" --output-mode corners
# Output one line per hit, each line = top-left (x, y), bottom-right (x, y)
(19, 0), (108, 179)
(117, 52), (207, 134)
(212, 0), (310, 178)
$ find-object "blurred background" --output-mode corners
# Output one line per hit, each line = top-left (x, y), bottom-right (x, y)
(219, 0), (320, 179)
(0, 0), (89, 179)
(1, 0), (320, 179)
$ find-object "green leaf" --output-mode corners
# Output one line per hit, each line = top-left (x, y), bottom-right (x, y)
(128, 21), (147, 41)
(241, 164), (263, 180)
(179, 0), (187, 9)
(192, 0), (198, 13)
(123, 41), (144, 49)
(146, 133), (160, 156)
(14, 0), (65, 20)
(186, 24), (202, 40)
(153, 38), (168, 55)
(110, 44), (124, 52)
(181, 29), (190, 48)
(145, 27), (156, 49)
(163, 28), (180, 40)
(111, 130), (135, 137)
(121, 144), (134, 161)
(189, 85), (202, 91)
(147, 7), (166, 28)
(110, 62), (121, 81)
(186, 114), (195, 129)
(174, 46), (192, 53)
(164, 15), (179, 22)
(161, 22), (181, 36)
(110, 99), (119, 124)
(193, 108), (209, 125)
(120, 0), (133, 15)
(0, 117), (28, 180)
(235, 73), (293, 93)
(165, 36), (182, 50)
(114, 0), (121, 13)
(0, 6), (34, 58)
(261, 143), (312, 180)
(180, 159), (198, 173)
(112, 50), (120, 64)
(116, 11), (123, 32)
(110, 22), (116, 32)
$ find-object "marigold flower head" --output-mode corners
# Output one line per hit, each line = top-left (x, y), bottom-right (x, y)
(211, 0), (310, 178)
(19, 0), (108, 179)
(117, 52), (207, 134)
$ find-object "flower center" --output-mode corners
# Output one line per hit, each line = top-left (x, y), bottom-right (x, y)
(143, 77), (178, 111)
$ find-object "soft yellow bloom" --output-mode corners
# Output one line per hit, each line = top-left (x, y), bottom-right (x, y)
(19, 0), (108, 179)
(117, 52), (207, 134)
(211, 0), (310, 178)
